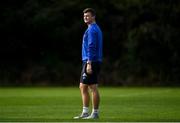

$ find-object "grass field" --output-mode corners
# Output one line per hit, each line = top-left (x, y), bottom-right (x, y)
(0, 87), (180, 122)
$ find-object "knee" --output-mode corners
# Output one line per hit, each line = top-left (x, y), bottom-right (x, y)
(79, 84), (88, 93)
(89, 86), (98, 93)
(79, 83), (84, 90)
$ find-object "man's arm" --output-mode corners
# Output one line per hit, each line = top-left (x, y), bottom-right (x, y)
(86, 28), (96, 74)
(87, 28), (96, 62)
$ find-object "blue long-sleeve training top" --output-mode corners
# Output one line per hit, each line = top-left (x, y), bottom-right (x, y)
(82, 23), (103, 62)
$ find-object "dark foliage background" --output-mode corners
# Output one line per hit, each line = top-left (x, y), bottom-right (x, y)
(0, 0), (180, 86)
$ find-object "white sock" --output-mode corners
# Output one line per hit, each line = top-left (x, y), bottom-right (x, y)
(82, 107), (89, 113)
(92, 109), (99, 114)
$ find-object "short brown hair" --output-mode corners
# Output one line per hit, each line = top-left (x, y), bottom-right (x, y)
(83, 8), (96, 16)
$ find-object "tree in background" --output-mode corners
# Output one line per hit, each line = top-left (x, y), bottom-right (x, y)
(0, 0), (180, 86)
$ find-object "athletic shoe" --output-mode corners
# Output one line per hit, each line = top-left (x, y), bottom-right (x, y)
(83, 113), (99, 119)
(73, 112), (89, 119)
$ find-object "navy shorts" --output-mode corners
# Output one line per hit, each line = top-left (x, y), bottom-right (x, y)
(80, 62), (101, 85)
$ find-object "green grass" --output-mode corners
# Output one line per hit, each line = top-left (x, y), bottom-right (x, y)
(0, 87), (180, 122)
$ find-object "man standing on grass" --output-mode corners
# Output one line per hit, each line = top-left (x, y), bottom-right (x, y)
(74, 8), (103, 119)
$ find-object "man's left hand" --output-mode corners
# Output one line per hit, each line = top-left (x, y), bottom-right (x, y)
(86, 63), (93, 74)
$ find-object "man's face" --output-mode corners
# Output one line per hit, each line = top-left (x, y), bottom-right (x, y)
(83, 12), (95, 24)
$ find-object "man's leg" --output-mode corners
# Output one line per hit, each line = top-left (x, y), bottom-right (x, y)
(79, 83), (90, 109)
(73, 83), (90, 119)
(84, 84), (100, 119)
(89, 84), (100, 110)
